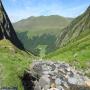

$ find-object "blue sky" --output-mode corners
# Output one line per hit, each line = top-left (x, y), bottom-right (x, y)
(2, 0), (90, 22)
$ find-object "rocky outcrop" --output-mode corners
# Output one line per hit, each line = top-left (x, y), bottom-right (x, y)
(56, 5), (90, 47)
(0, 0), (25, 50)
(22, 61), (90, 90)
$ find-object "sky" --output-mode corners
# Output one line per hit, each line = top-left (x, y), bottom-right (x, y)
(2, 0), (90, 22)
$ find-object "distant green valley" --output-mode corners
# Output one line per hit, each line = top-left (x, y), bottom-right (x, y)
(13, 15), (73, 56)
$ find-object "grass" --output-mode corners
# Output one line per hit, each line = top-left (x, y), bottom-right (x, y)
(0, 31), (90, 90)
(45, 32), (90, 73)
(37, 45), (47, 57)
(16, 30), (58, 56)
(0, 39), (33, 90)
(13, 15), (72, 32)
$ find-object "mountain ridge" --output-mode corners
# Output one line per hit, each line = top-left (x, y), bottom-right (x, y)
(56, 5), (90, 47)
(13, 15), (73, 31)
(0, 1), (34, 89)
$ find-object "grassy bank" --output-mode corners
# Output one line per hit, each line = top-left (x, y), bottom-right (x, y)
(0, 40), (33, 90)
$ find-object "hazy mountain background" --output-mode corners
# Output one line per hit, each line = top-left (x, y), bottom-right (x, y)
(13, 15), (73, 56)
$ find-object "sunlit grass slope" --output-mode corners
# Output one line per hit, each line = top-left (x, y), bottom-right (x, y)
(0, 39), (33, 90)
(45, 32), (90, 76)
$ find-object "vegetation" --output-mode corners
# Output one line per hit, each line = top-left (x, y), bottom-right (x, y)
(56, 6), (90, 47)
(45, 31), (90, 77)
(13, 15), (72, 32)
(0, 39), (33, 90)
(16, 32), (57, 56)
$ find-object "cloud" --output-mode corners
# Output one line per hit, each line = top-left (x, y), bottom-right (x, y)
(8, 2), (63, 22)
(5, 0), (89, 22)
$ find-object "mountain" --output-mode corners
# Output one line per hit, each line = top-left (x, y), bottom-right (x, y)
(45, 6), (90, 76)
(56, 5), (90, 47)
(13, 15), (73, 56)
(0, 39), (33, 90)
(13, 15), (73, 32)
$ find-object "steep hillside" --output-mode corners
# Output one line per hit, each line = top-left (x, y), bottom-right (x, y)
(45, 6), (90, 76)
(46, 33), (90, 61)
(0, 1), (25, 51)
(0, 39), (33, 90)
(0, 1), (33, 89)
(56, 6), (90, 47)
(45, 33), (90, 76)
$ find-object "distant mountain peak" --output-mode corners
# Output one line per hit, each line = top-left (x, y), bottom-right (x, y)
(0, 0), (25, 50)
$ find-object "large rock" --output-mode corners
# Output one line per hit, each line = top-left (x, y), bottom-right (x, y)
(28, 61), (90, 90)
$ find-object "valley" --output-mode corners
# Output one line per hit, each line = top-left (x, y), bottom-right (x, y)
(13, 15), (73, 56)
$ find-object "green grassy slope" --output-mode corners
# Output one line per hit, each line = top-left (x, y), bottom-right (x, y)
(0, 39), (33, 90)
(45, 6), (90, 76)
(45, 31), (90, 76)
(46, 31), (90, 60)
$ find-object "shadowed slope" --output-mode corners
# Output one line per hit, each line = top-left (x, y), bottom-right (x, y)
(0, 0), (25, 50)
(56, 5), (90, 47)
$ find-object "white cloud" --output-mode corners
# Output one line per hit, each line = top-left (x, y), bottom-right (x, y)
(7, 0), (89, 22)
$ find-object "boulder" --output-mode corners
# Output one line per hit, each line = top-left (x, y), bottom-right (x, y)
(28, 61), (90, 90)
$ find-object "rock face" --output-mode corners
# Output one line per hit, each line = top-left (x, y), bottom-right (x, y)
(56, 5), (90, 47)
(0, 0), (25, 50)
(23, 61), (90, 90)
